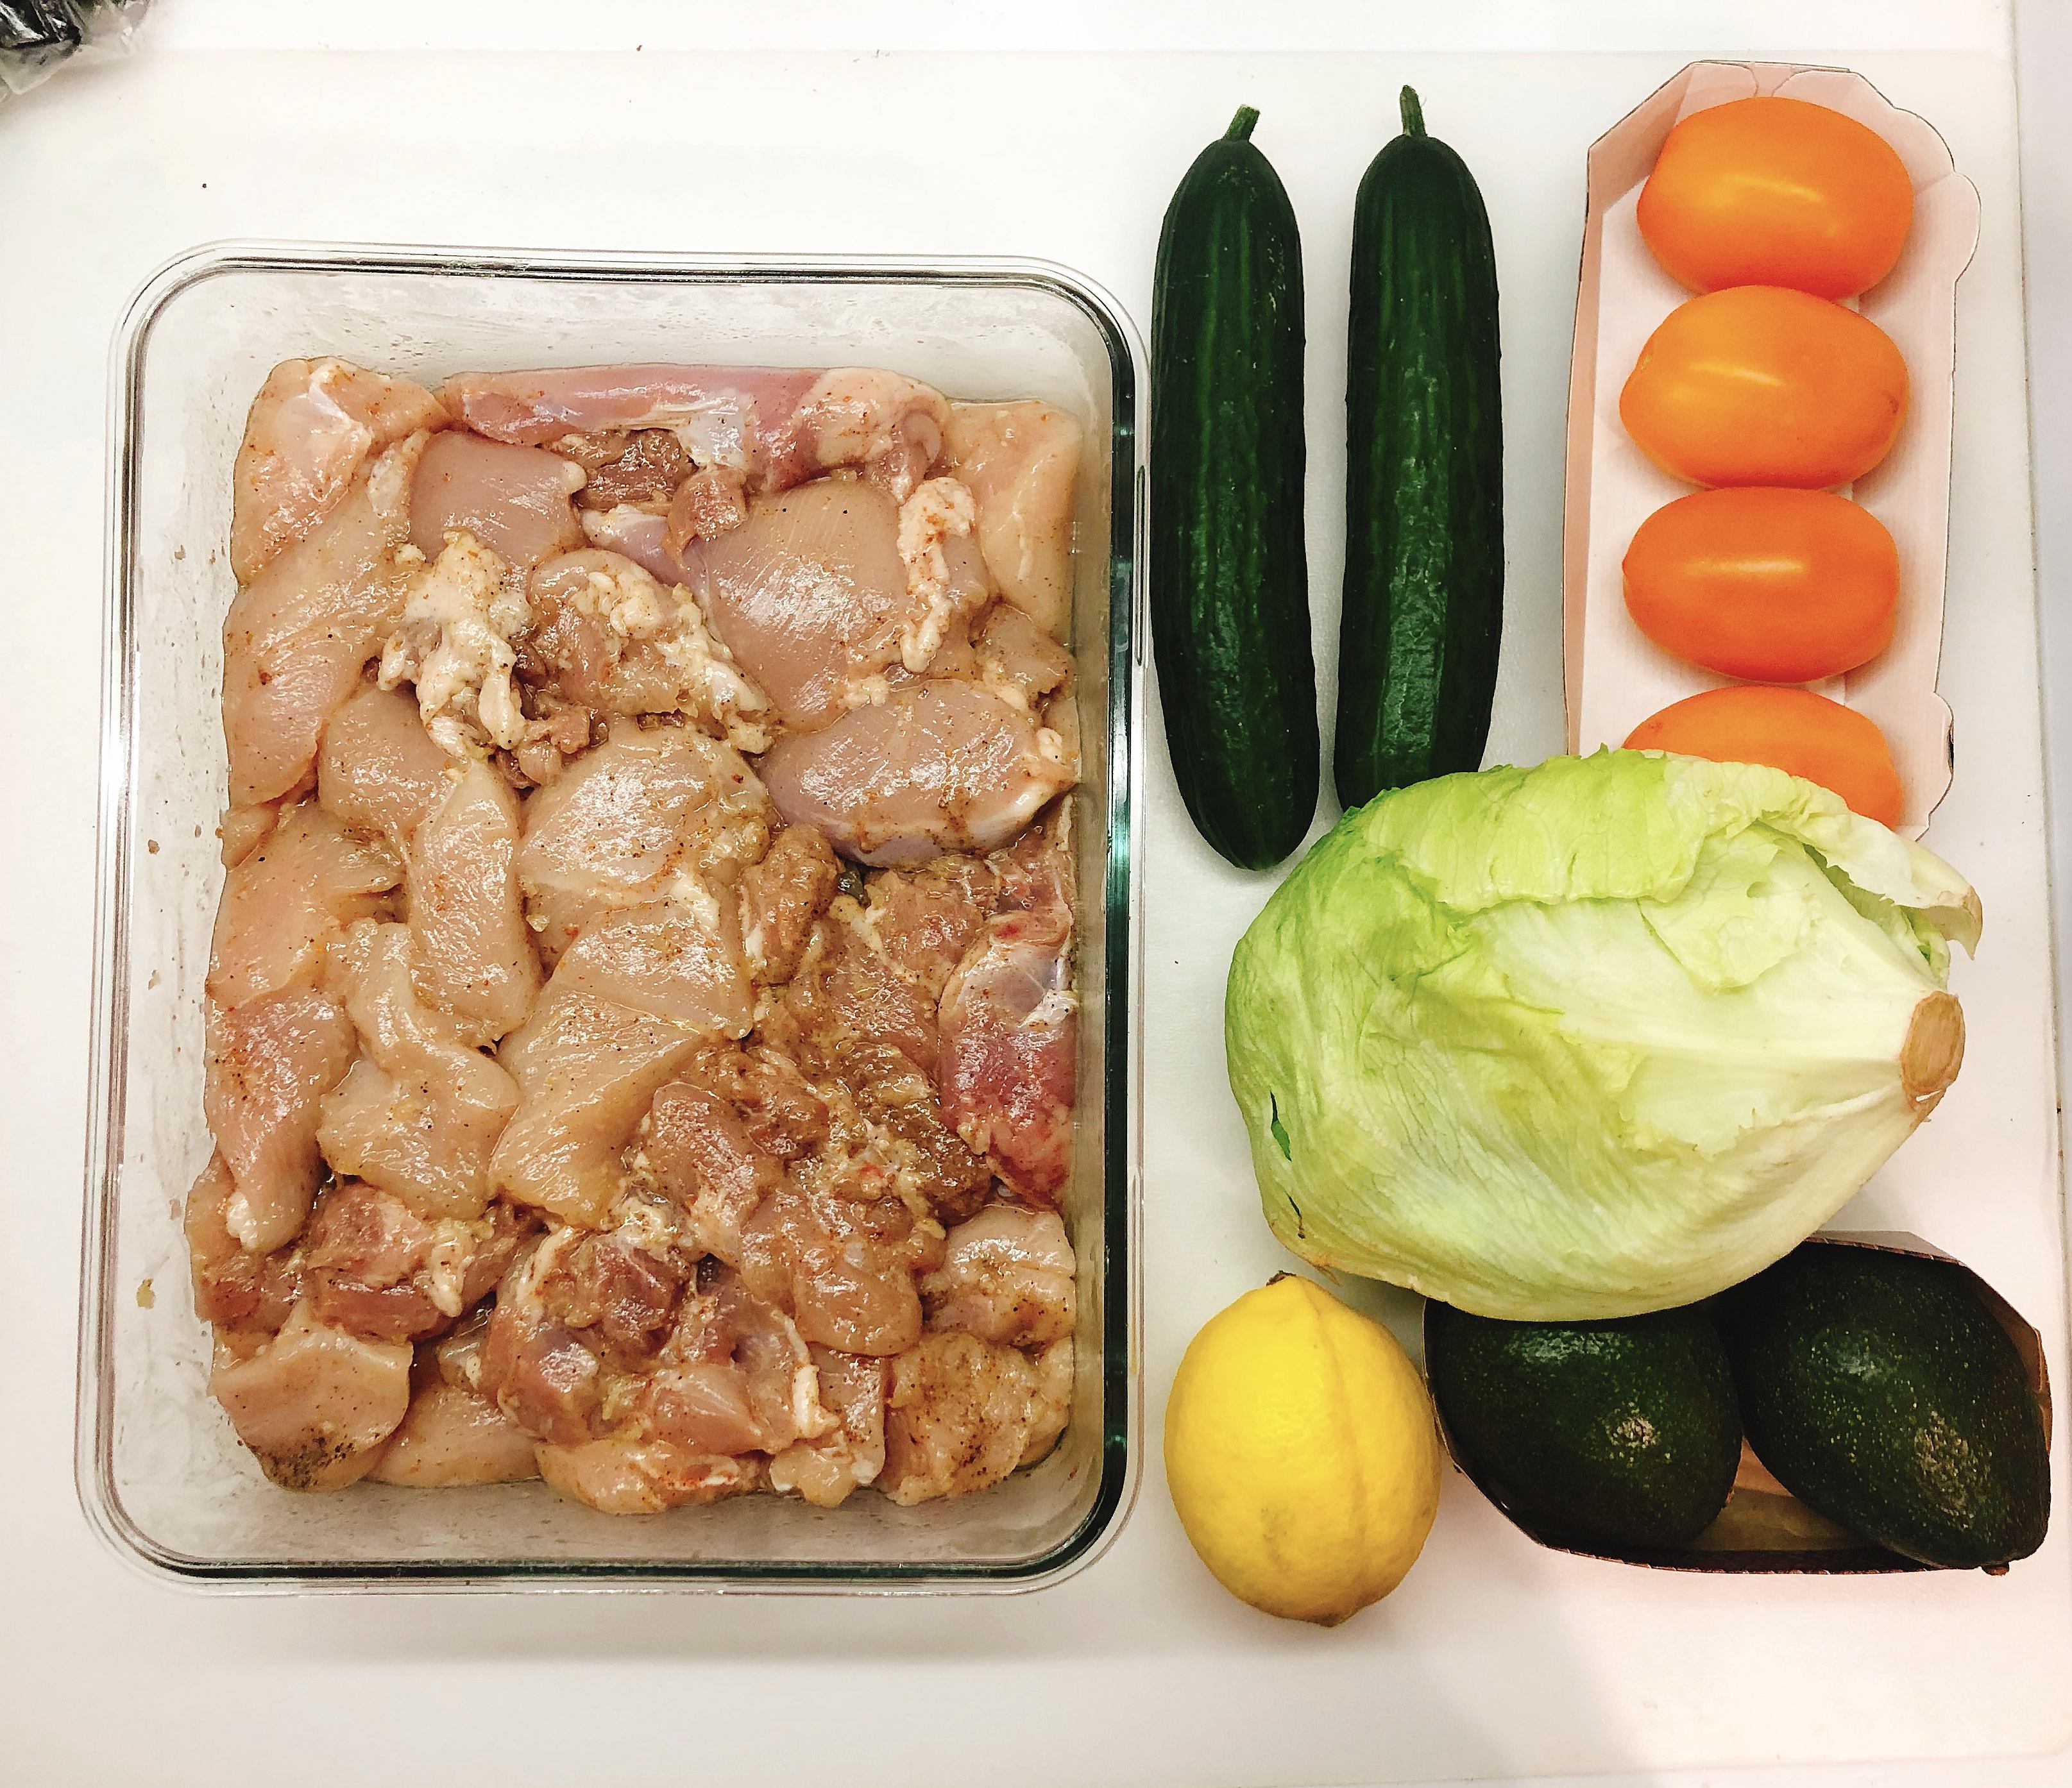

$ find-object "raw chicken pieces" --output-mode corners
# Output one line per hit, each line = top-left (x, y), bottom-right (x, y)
(372, 1375), (540, 1487)
(318, 683), (452, 846)
(441, 364), (822, 458)
(938, 823), (1079, 1202)
(205, 990), (357, 1252)
(942, 400), (1083, 639)
(682, 480), (985, 730)
(232, 359), (446, 584)
(409, 432), (586, 572)
(439, 362), (950, 500)
(221, 431), (430, 808)
(489, 986), (704, 1227)
(210, 1299), (414, 1490)
(407, 762), (539, 1042)
(514, 720), (770, 962)
(194, 353), (1086, 1515)
(758, 681), (1076, 866)
(316, 922), (520, 1220)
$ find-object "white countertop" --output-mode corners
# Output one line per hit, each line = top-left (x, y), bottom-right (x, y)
(4, 4), (2070, 1785)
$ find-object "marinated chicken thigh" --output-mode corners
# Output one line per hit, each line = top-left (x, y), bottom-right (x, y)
(938, 827), (1078, 1203)
(522, 548), (772, 754)
(441, 363), (949, 500)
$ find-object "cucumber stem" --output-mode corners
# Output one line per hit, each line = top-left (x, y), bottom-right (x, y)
(1227, 105), (1261, 141)
(1400, 86), (1426, 137)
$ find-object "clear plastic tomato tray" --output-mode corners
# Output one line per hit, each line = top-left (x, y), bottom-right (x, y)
(76, 243), (1146, 1590)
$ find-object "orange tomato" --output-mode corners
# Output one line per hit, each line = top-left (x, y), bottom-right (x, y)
(1637, 96), (1914, 300)
(1620, 286), (1908, 489)
(1624, 488), (1898, 682)
(1624, 685), (1903, 827)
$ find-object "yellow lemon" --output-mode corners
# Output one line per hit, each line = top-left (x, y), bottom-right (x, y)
(1164, 1274), (1441, 1624)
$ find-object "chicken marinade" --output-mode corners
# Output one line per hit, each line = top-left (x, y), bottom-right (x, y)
(191, 358), (1086, 1515)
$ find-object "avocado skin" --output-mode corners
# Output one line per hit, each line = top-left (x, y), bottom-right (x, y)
(1426, 1301), (1742, 1552)
(1720, 1245), (2050, 1570)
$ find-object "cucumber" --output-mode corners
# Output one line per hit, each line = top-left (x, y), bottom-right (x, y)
(1151, 105), (1320, 870)
(1336, 87), (1504, 811)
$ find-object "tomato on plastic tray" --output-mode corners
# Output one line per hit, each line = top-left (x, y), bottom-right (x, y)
(1637, 96), (1915, 301)
(1621, 286), (1908, 490)
(1625, 684), (1903, 828)
(1624, 487), (1899, 683)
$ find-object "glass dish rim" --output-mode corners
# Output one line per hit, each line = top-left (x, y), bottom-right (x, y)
(76, 238), (1147, 1594)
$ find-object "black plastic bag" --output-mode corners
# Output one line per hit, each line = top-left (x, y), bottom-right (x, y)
(1, 0), (151, 99)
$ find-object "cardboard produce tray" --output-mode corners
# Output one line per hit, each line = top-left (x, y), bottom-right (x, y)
(1562, 60), (1982, 838)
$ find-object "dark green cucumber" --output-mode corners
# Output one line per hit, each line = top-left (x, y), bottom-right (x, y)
(1151, 105), (1320, 870)
(1336, 87), (1504, 811)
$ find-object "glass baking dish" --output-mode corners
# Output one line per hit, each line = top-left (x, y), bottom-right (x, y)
(77, 241), (1145, 1592)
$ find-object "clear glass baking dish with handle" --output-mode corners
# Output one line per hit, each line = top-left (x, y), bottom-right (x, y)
(77, 242), (1145, 1591)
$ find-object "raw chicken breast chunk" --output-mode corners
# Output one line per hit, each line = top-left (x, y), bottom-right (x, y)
(879, 1331), (1072, 1505)
(204, 990), (357, 1253)
(318, 682), (453, 847)
(488, 984), (704, 1227)
(921, 1203), (1076, 1347)
(409, 431), (586, 572)
(222, 430), (431, 808)
(516, 719), (770, 962)
(768, 1347), (889, 1507)
(207, 799), (401, 1011)
(371, 1371), (541, 1487)
(232, 357), (446, 584)
(406, 760), (540, 1043)
(758, 680), (1077, 866)
(534, 1437), (757, 1514)
(683, 480), (987, 732)
(941, 400), (1082, 639)
(209, 1299), (413, 1491)
(316, 920), (521, 1220)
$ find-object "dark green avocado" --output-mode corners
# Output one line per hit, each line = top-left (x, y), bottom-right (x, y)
(1720, 1244), (2049, 1571)
(1425, 1301), (1743, 1553)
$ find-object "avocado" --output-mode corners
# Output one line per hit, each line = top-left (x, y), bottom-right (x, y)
(1720, 1244), (2049, 1570)
(1425, 1301), (1742, 1553)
